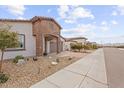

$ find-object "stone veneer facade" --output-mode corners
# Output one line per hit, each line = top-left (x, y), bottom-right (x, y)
(32, 16), (62, 56)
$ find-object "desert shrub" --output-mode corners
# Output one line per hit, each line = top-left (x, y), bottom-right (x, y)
(82, 45), (90, 50)
(70, 43), (76, 51)
(0, 73), (9, 84)
(13, 55), (24, 63)
(76, 43), (82, 52)
(116, 46), (124, 48)
(92, 44), (98, 49)
(70, 43), (83, 52)
(84, 44), (98, 50)
(86, 44), (98, 49)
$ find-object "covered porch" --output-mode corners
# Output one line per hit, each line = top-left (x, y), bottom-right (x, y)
(43, 34), (60, 55)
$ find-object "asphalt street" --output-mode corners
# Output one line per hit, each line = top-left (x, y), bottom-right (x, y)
(104, 48), (124, 88)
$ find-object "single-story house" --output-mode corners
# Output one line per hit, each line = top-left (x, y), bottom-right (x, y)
(63, 37), (87, 51)
(0, 16), (65, 59)
(85, 41), (97, 45)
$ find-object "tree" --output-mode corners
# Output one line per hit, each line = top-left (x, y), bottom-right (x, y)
(92, 44), (98, 49)
(70, 43), (76, 51)
(0, 26), (19, 73)
(76, 43), (82, 52)
(70, 43), (83, 52)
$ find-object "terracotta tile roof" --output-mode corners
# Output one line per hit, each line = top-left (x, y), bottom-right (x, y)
(65, 37), (87, 41)
(0, 19), (31, 22)
(0, 16), (62, 29)
(59, 35), (66, 41)
(31, 16), (62, 29)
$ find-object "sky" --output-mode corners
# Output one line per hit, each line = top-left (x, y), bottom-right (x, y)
(0, 5), (124, 44)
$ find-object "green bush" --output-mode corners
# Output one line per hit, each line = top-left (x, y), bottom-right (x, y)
(70, 43), (83, 52)
(76, 43), (82, 52)
(84, 44), (98, 50)
(92, 44), (98, 49)
(0, 73), (9, 84)
(13, 55), (24, 63)
(70, 43), (76, 50)
(82, 45), (90, 50)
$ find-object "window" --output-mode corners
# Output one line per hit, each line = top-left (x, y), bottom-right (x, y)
(6, 34), (25, 51)
(18, 34), (25, 49)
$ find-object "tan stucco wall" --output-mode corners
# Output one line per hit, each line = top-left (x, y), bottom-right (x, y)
(72, 39), (86, 44)
(63, 39), (86, 51)
(0, 21), (36, 59)
(63, 42), (71, 51)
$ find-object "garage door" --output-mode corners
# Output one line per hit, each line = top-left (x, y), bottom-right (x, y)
(50, 41), (57, 53)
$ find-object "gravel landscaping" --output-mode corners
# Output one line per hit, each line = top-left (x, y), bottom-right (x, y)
(0, 51), (93, 88)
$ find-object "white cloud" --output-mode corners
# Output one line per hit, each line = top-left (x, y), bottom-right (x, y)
(58, 5), (94, 24)
(6, 5), (26, 16)
(57, 5), (69, 19)
(101, 21), (107, 25)
(70, 7), (94, 19)
(65, 20), (75, 24)
(62, 23), (96, 38)
(100, 21), (110, 31)
(99, 26), (109, 32)
(17, 16), (25, 20)
(47, 9), (51, 13)
(93, 22), (96, 24)
(62, 24), (96, 33)
(117, 5), (124, 15)
(111, 20), (118, 25)
(112, 11), (117, 16)
(62, 22), (110, 38)
(112, 5), (124, 16)
(101, 20), (118, 26)
(94, 35), (124, 44)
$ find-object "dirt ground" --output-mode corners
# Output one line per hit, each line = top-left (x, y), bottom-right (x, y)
(0, 50), (93, 88)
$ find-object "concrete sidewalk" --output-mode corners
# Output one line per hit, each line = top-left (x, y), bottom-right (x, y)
(30, 49), (108, 88)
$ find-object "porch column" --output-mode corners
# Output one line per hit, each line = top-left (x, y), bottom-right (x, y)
(36, 34), (44, 56)
(57, 37), (60, 53)
(44, 37), (47, 54)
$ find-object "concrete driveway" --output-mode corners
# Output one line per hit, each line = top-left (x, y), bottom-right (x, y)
(30, 49), (108, 88)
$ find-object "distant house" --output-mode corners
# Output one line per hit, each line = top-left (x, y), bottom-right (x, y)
(63, 37), (87, 51)
(86, 41), (97, 45)
(0, 16), (65, 59)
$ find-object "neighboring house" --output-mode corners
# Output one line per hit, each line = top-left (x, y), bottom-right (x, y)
(0, 16), (65, 59)
(91, 42), (97, 45)
(60, 35), (66, 51)
(86, 41), (97, 45)
(63, 37), (87, 51)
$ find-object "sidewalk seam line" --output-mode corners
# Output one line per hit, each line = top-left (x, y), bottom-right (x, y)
(78, 62), (94, 88)
(86, 75), (108, 86)
(78, 75), (86, 88)
(63, 69), (85, 76)
(46, 79), (61, 88)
